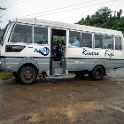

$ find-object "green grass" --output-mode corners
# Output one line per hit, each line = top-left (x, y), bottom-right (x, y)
(0, 71), (13, 79)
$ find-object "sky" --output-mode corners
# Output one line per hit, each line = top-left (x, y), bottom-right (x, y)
(0, 0), (124, 29)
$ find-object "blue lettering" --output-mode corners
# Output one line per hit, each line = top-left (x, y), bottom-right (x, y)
(34, 48), (38, 52)
(82, 48), (99, 56)
(104, 50), (114, 58)
(82, 48), (87, 55)
(34, 47), (50, 56)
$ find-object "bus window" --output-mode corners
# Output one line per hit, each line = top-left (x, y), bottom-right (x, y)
(103, 35), (113, 49)
(34, 27), (48, 44)
(94, 34), (103, 48)
(69, 31), (80, 47)
(10, 24), (32, 43)
(115, 36), (122, 50)
(82, 32), (92, 48)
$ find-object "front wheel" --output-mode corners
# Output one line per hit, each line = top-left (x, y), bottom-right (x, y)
(18, 65), (37, 85)
(90, 66), (104, 80)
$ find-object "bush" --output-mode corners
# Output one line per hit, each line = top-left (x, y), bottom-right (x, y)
(0, 71), (13, 79)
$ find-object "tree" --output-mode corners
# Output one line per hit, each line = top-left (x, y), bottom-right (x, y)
(117, 9), (122, 18)
(77, 7), (124, 34)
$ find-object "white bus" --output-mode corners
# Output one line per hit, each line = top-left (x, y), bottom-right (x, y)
(0, 44), (2, 52)
(0, 18), (124, 84)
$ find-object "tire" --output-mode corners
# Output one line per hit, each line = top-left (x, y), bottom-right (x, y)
(13, 72), (18, 79)
(91, 66), (104, 80)
(18, 65), (37, 85)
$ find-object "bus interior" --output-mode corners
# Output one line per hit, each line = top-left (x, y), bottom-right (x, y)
(50, 29), (66, 75)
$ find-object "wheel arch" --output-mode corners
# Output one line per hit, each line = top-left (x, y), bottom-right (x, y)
(91, 60), (106, 75)
(18, 59), (39, 73)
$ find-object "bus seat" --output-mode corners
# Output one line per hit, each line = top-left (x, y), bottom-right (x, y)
(107, 44), (112, 49)
(119, 45), (121, 49)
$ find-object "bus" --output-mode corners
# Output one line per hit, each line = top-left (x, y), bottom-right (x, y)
(0, 18), (124, 84)
(0, 44), (1, 52)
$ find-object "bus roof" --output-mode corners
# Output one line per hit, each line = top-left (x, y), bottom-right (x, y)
(11, 18), (123, 36)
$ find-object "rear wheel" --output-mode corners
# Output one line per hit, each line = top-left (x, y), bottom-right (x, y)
(90, 66), (104, 80)
(18, 65), (37, 85)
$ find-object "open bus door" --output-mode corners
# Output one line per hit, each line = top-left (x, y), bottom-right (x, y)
(50, 28), (66, 76)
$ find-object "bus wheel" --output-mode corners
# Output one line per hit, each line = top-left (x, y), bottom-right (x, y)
(18, 65), (37, 85)
(92, 66), (104, 80)
(13, 72), (18, 79)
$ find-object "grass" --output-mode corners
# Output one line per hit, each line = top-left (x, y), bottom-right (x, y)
(0, 71), (75, 79)
(0, 71), (13, 79)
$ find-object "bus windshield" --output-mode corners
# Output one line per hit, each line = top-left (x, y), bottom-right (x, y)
(1, 23), (11, 45)
(10, 24), (48, 44)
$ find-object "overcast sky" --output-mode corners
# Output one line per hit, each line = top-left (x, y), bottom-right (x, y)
(0, 0), (123, 28)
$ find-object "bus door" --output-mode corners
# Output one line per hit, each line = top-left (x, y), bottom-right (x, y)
(50, 28), (66, 75)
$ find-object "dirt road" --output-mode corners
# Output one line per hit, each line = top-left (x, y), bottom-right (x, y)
(0, 69), (124, 124)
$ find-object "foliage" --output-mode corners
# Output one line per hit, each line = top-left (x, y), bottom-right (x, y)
(77, 6), (124, 34)
(53, 36), (65, 44)
(0, 71), (13, 79)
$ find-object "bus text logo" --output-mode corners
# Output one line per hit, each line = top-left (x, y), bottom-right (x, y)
(34, 47), (50, 56)
(82, 48), (99, 55)
(105, 50), (114, 58)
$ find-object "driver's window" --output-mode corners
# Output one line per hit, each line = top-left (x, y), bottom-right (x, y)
(34, 27), (48, 44)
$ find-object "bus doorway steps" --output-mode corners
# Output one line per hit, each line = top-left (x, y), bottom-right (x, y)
(52, 67), (65, 75)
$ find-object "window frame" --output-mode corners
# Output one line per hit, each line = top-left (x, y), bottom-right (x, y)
(93, 33), (114, 50)
(33, 25), (48, 45)
(114, 35), (122, 50)
(69, 30), (82, 47)
(82, 31), (92, 48)
(93, 33), (105, 49)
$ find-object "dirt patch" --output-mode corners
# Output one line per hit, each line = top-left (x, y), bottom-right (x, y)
(0, 74), (124, 124)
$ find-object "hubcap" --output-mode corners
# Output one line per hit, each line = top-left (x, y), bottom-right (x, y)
(95, 70), (101, 77)
(24, 70), (33, 80)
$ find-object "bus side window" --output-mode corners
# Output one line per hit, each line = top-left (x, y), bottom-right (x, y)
(82, 32), (92, 48)
(94, 34), (103, 49)
(34, 27), (48, 44)
(104, 35), (113, 49)
(69, 31), (81, 47)
(115, 36), (122, 50)
(107, 44), (112, 49)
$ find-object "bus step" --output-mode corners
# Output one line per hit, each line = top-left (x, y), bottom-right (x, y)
(52, 67), (65, 75)
(52, 74), (66, 76)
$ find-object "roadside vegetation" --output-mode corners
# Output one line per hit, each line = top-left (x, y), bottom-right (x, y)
(0, 70), (13, 79)
(77, 7), (124, 34)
